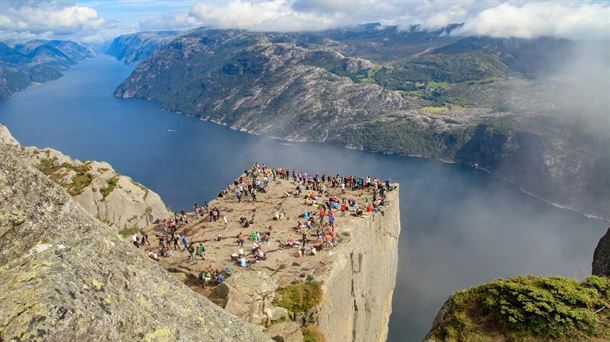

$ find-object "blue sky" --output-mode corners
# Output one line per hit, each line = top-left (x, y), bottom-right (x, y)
(0, 0), (608, 42)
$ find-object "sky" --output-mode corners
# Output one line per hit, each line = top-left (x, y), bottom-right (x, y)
(0, 0), (608, 43)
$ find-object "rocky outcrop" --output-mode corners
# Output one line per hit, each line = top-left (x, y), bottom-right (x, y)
(424, 275), (610, 341)
(317, 186), (401, 342)
(0, 125), (169, 229)
(593, 227), (610, 276)
(0, 142), (271, 341)
(209, 271), (286, 326)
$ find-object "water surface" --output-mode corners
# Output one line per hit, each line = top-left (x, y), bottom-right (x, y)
(0, 56), (606, 341)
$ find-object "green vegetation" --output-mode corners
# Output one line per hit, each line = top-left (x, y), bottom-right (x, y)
(100, 176), (119, 199)
(36, 158), (93, 195)
(302, 325), (325, 342)
(428, 275), (610, 341)
(118, 227), (141, 238)
(274, 281), (323, 313)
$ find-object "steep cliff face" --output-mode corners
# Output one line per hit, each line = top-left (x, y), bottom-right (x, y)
(0, 142), (271, 341)
(593, 227), (610, 277)
(317, 186), (400, 342)
(0, 125), (169, 229)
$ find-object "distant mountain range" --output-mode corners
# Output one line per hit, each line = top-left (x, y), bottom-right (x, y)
(0, 39), (95, 97)
(107, 24), (609, 219)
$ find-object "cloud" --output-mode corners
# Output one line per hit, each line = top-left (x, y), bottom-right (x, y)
(456, 2), (610, 39)
(0, 0), (105, 37)
(157, 0), (607, 40)
(1, 0), (608, 43)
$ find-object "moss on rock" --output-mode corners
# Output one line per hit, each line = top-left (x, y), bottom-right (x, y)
(274, 281), (323, 314)
(426, 275), (610, 342)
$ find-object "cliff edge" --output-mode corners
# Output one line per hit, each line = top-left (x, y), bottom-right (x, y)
(134, 168), (401, 342)
(0, 124), (169, 229)
(0, 140), (270, 341)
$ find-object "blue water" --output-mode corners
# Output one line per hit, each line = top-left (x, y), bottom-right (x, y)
(0, 56), (607, 341)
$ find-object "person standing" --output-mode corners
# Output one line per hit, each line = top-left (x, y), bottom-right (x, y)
(199, 242), (206, 260)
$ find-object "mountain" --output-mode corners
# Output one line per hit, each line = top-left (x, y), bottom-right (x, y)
(14, 39), (95, 61)
(110, 26), (609, 219)
(0, 39), (94, 97)
(106, 31), (178, 64)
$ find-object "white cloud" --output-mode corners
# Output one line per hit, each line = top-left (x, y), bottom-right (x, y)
(182, 0), (342, 32)
(456, 2), (610, 39)
(0, 0), (608, 43)
(0, 0), (105, 37)
(167, 0), (607, 40)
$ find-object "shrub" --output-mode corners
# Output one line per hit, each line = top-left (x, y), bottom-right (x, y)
(274, 281), (323, 313)
(100, 176), (119, 199)
(429, 275), (610, 341)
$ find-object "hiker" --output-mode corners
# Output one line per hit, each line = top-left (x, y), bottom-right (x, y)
(181, 235), (189, 251)
(237, 232), (245, 247)
(172, 235), (179, 250)
(132, 234), (140, 248)
(142, 232), (150, 246)
(188, 243), (196, 262)
(223, 215), (228, 230)
(301, 232), (307, 256)
(198, 242), (206, 260)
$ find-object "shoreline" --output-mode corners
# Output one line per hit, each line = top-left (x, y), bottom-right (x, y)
(132, 99), (609, 223)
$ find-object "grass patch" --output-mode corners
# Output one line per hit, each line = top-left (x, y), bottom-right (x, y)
(427, 275), (610, 341)
(426, 80), (449, 90)
(118, 227), (141, 238)
(274, 281), (323, 313)
(100, 176), (119, 199)
(302, 325), (325, 342)
(36, 158), (94, 195)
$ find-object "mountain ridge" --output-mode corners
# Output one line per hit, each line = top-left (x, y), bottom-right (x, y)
(108, 26), (609, 220)
(0, 39), (94, 98)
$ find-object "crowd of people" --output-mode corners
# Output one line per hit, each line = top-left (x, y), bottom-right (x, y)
(132, 162), (395, 288)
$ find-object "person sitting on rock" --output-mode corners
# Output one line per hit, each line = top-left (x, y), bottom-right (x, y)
(239, 255), (249, 268)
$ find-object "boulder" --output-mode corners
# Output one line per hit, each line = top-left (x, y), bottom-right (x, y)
(209, 271), (279, 325)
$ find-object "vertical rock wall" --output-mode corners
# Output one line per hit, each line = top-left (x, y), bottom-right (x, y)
(317, 186), (401, 342)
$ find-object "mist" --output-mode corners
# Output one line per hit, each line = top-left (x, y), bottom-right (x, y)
(545, 40), (610, 135)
